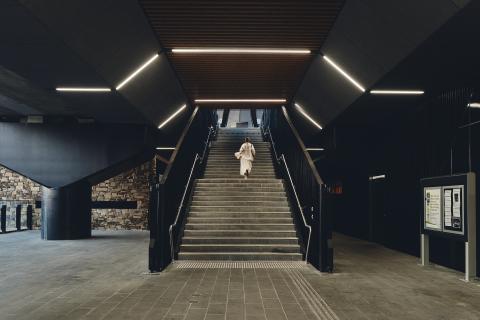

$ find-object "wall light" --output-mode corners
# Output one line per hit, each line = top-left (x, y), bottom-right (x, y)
(116, 53), (159, 90)
(56, 87), (111, 92)
(306, 148), (325, 151)
(468, 102), (480, 108)
(172, 48), (311, 54)
(294, 103), (322, 130)
(156, 147), (176, 150)
(370, 90), (424, 95)
(195, 99), (286, 103)
(323, 55), (365, 92)
(158, 104), (187, 129)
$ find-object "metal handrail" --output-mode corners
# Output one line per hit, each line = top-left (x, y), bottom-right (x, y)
(200, 126), (214, 163)
(169, 153), (199, 262)
(168, 125), (216, 261)
(279, 154), (312, 264)
(263, 125), (312, 263)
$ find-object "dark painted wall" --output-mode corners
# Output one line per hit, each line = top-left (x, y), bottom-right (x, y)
(318, 88), (480, 273)
(0, 122), (156, 188)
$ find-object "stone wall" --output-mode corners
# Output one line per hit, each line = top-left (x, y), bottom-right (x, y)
(0, 166), (42, 229)
(0, 159), (156, 231)
(91, 160), (154, 230)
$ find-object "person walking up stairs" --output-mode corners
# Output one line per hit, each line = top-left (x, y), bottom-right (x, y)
(178, 127), (302, 261)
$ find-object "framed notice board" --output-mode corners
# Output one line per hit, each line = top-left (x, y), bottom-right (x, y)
(420, 174), (472, 240)
(419, 172), (476, 281)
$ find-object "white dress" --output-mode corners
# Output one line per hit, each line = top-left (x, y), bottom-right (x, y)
(236, 142), (256, 175)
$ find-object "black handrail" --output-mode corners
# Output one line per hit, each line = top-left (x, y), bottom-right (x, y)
(261, 106), (333, 272)
(168, 126), (216, 262)
(149, 107), (216, 272)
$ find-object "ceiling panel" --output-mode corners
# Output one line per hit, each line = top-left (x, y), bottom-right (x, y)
(139, 0), (344, 102)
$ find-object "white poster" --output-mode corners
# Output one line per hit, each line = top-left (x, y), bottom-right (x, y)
(452, 188), (461, 218)
(444, 189), (452, 227)
(425, 187), (442, 230)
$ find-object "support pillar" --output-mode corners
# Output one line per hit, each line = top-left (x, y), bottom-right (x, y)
(41, 181), (92, 240)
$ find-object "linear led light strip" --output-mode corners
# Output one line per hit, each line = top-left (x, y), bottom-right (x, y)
(158, 104), (187, 129)
(116, 53), (159, 90)
(195, 99), (286, 103)
(323, 55), (366, 92)
(370, 90), (424, 95)
(172, 48), (311, 54)
(56, 87), (111, 92)
(369, 174), (386, 180)
(306, 148), (325, 151)
(468, 102), (480, 108)
(156, 147), (176, 150)
(294, 103), (322, 130)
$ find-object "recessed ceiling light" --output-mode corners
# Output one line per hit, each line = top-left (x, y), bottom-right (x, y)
(56, 87), (111, 92)
(195, 99), (286, 103)
(156, 147), (176, 150)
(370, 90), (424, 95)
(468, 102), (480, 108)
(171, 48), (311, 54)
(294, 103), (322, 130)
(323, 55), (365, 92)
(116, 53), (159, 90)
(158, 104), (187, 129)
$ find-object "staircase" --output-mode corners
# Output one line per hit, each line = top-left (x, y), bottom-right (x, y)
(178, 127), (302, 261)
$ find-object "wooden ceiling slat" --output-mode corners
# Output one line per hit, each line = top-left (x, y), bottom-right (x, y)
(139, 0), (344, 101)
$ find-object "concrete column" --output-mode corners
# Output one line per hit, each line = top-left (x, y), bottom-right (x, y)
(41, 181), (92, 240)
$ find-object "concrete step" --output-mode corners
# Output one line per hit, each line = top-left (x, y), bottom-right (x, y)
(188, 212), (292, 218)
(197, 178), (281, 183)
(192, 195), (286, 200)
(178, 252), (303, 261)
(194, 187), (285, 193)
(184, 230), (297, 237)
(190, 200), (288, 207)
(185, 223), (294, 230)
(180, 244), (300, 253)
(189, 206), (290, 213)
(187, 217), (292, 224)
(202, 175), (277, 179)
(182, 237), (299, 245)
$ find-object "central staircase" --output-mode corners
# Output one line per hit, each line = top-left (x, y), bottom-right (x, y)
(178, 127), (302, 261)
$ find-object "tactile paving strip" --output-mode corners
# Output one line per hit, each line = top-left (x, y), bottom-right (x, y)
(173, 261), (308, 269)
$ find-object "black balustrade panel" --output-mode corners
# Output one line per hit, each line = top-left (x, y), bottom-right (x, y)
(149, 107), (217, 272)
(262, 107), (333, 272)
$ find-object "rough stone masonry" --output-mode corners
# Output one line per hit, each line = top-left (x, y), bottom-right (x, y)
(0, 160), (155, 230)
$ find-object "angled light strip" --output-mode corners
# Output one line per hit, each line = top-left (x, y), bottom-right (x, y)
(56, 87), (111, 92)
(323, 55), (365, 92)
(116, 53), (159, 90)
(369, 174), (386, 180)
(172, 48), (311, 54)
(370, 90), (424, 95)
(195, 99), (286, 103)
(158, 104), (187, 129)
(468, 102), (480, 108)
(156, 147), (176, 150)
(306, 148), (325, 151)
(294, 103), (322, 130)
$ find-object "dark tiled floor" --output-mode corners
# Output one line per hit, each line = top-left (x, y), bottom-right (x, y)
(1, 230), (480, 320)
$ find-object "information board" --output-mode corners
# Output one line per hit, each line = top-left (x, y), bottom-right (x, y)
(443, 185), (463, 234)
(424, 187), (442, 231)
(423, 185), (464, 235)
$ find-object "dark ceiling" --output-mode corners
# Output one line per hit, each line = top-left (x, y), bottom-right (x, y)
(139, 0), (344, 103)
